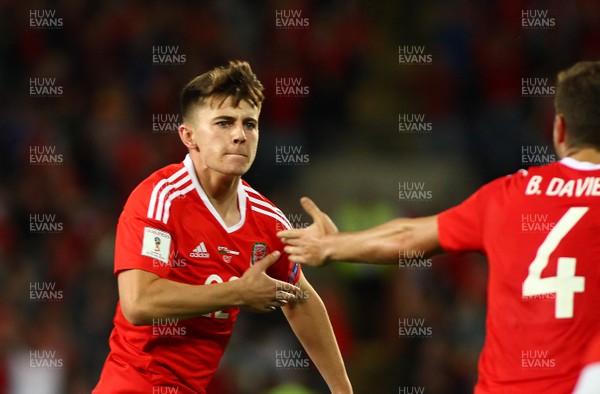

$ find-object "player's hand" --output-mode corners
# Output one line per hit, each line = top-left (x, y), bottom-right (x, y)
(238, 251), (302, 313)
(277, 197), (337, 267)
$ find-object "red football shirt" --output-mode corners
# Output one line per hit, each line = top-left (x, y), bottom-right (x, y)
(438, 157), (600, 393)
(93, 155), (301, 394)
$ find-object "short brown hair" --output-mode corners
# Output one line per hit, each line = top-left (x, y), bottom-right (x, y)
(555, 61), (600, 150)
(180, 60), (265, 121)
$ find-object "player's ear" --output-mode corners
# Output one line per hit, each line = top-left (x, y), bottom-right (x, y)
(552, 114), (569, 158)
(553, 114), (568, 158)
(553, 115), (566, 143)
(179, 123), (198, 150)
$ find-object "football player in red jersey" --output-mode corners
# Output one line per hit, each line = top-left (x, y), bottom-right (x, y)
(279, 60), (600, 393)
(93, 61), (352, 394)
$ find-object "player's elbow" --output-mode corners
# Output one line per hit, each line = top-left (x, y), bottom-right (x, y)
(393, 216), (440, 258)
(118, 269), (161, 326)
(121, 297), (154, 326)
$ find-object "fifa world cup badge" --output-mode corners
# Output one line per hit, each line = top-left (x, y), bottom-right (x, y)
(251, 242), (268, 265)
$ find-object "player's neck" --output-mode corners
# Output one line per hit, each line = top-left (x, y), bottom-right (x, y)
(195, 167), (241, 226)
(564, 147), (600, 165)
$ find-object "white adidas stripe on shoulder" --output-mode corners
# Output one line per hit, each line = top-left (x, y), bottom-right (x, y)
(162, 183), (194, 224)
(243, 185), (287, 217)
(243, 185), (290, 226)
(251, 206), (291, 230)
(154, 175), (191, 222)
(147, 167), (194, 224)
(147, 167), (187, 218)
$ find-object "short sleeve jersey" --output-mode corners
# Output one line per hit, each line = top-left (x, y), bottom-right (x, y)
(93, 155), (301, 394)
(438, 158), (600, 394)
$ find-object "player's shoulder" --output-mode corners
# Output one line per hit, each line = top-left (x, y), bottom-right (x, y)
(489, 162), (563, 189)
(468, 164), (552, 202)
(242, 180), (291, 229)
(123, 160), (193, 220)
(520, 158), (600, 177)
(480, 160), (595, 200)
(521, 161), (565, 177)
(242, 180), (274, 205)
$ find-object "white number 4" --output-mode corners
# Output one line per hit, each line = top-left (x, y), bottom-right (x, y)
(522, 207), (589, 319)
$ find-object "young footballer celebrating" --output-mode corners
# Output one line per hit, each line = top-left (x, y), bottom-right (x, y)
(94, 61), (352, 394)
(279, 61), (600, 393)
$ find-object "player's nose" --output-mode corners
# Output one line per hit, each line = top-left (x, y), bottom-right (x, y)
(232, 122), (247, 144)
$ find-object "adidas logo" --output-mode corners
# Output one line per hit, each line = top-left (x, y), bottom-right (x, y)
(190, 242), (210, 258)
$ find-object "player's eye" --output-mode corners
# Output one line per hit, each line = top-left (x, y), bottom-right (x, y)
(216, 120), (231, 127)
(244, 122), (257, 130)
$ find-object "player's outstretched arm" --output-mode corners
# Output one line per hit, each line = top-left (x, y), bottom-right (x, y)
(118, 251), (302, 325)
(282, 273), (353, 394)
(278, 197), (441, 266)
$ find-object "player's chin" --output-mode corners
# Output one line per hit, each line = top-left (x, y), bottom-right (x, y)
(223, 158), (252, 173)
(214, 162), (247, 176)
(224, 166), (250, 177)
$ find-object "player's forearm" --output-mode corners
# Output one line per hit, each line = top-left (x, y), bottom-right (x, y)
(119, 271), (244, 325)
(283, 278), (352, 393)
(324, 216), (440, 264)
(322, 230), (401, 264)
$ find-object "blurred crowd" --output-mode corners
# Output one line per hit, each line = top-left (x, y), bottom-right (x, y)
(1, 0), (599, 393)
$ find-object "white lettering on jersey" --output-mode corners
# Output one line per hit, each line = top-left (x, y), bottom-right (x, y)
(525, 175), (543, 195)
(522, 207), (588, 318)
(202, 274), (240, 319)
(524, 175), (600, 197)
(546, 177), (600, 197)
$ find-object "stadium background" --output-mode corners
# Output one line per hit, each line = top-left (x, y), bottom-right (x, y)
(1, 1), (599, 393)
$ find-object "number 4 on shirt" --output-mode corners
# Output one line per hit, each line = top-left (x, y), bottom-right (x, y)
(522, 207), (589, 319)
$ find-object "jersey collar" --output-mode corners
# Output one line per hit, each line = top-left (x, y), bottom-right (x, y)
(560, 157), (600, 171)
(183, 154), (247, 233)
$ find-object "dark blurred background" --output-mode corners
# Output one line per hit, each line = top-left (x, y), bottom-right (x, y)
(1, 0), (599, 393)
